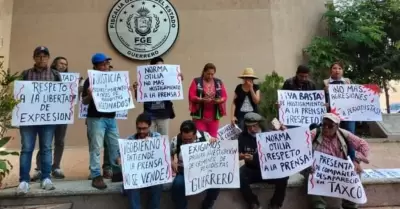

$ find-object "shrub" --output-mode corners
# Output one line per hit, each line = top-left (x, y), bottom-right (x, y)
(258, 71), (284, 122)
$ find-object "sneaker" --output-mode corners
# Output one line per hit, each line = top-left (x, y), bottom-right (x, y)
(103, 170), (112, 179)
(52, 169), (65, 179)
(31, 170), (41, 181)
(16, 181), (29, 195)
(41, 178), (55, 190)
(92, 176), (107, 190)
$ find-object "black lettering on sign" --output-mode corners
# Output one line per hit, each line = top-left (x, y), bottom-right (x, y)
(190, 172), (234, 193)
(346, 104), (381, 115)
(328, 181), (363, 199)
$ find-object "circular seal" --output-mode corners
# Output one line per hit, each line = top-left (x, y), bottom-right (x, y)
(107, 0), (179, 61)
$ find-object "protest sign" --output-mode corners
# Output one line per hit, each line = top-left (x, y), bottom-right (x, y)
(78, 98), (128, 119)
(60, 72), (80, 105)
(118, 136), (173, 189)
(181, 140), (240, 196)
(329, 84), (382, 121)
(88, 70), (134, 112)
(12, 81), (77, 126)
(136, 65), (183, 102)
(308, 151), (367, 204)
(256, 126), (312, 179)
(217, 124), (241, 140)
(362, 169), (400, 179)
(278, 90), (326, 126)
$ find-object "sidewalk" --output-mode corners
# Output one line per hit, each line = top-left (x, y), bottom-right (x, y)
(2, 142), (400, 189)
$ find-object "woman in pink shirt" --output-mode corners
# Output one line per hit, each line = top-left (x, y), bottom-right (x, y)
(188, 63), (227, 137)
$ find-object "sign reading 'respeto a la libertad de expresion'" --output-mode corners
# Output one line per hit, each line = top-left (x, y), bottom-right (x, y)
(107, 0), (179, 61)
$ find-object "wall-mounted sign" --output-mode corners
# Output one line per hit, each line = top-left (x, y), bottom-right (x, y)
(107, 0), (179, 61)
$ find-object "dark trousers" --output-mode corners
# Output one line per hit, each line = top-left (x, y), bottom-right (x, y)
(36, 124), (67, 170)
(240, 166), (289, 207)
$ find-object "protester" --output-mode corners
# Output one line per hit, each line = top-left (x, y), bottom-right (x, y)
(116, 113), (163, 209)
(238, 112), (289, 209)
(81, 53), (121, 189)
(188, 63), (227, 137)
(16, 46), (62, 194)
(132, 57), (177, 136)
(282, 65), (316, 91)
(170, 120), (219, 209)
(231, 68), (260, 130)
(31, 57), (69, 181)
(323, 62), (356, 134)
(304, 113), (369, 209)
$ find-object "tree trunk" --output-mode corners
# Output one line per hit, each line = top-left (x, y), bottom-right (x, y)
(383, 79), (390, 113)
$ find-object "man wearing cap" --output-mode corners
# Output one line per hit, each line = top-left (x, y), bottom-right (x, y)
(238, 112), (289, 209)
(305, 113), (369, 209)
(81, 53), (121, 189)
(17, 46), (62, 194)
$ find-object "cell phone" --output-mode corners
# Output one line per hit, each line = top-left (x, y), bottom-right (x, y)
(271, 118), (282, 130)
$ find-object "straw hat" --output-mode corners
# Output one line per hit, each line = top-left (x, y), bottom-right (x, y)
(238, 68), (258, 79)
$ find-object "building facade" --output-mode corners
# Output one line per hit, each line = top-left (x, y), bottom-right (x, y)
(1, 0), (325, 148)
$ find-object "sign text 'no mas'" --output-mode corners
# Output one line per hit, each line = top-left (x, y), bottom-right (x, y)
(137, 65), (183, 102)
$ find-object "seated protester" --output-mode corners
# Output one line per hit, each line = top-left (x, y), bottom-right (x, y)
(238, 112), (289, 209)
(170, 120), (219, 209)
(116, 113), (162, 209)
(305, 113), (369, 209)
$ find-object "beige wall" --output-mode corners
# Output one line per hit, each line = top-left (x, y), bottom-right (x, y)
(6, 0), (325, 148)
(0, 0), (13, 70)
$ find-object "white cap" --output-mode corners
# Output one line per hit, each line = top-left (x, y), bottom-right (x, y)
(323, 113), (340, 124)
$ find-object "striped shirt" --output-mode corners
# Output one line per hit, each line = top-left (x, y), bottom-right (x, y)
(23, 67), (56, 81)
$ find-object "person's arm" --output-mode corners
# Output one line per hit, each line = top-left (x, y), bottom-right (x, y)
(347, 132), (370, 164)
(250, 85), (260, 104)
(231, 93), (237, 120)
(188, 79), (202, 103)
(215, 82), (228, 104)
(281, 80), (290, 90)
(81, 79), (92, 105)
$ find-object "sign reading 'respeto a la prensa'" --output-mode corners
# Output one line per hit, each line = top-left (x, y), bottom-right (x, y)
(107, 0), (179, 61)
(12, 81), (78, 126)
(328, 84), (382, 121)
(88, 70), (135, 113)
(136, 65), (183, 102)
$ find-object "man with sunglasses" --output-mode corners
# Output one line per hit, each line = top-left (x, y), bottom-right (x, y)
(170, 120), (219, 209)
(305, 113), (370, 209)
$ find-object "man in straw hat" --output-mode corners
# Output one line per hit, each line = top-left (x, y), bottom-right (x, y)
(231, 68), (261, 130)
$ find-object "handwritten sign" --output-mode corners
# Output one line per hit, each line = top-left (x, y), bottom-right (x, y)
(118, 136), (173, 190)
(329, 84), (382, 121)
(136, 65), (183, 102)
(278, 90), (326, 126)
(181, 140), (240, 196)
(60, 72), (80, 105)
(308, 151), (367, 204)
(256, 126), (312, 179)
(88, 70), (135, 112)
(12, 81), (77, 126)
(217, 124), (242, 140)
(78, 99), (128, 119)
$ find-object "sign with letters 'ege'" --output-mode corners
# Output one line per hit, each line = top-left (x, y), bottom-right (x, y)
(107, 0), (179, 60)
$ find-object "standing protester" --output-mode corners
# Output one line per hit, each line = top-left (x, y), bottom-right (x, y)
(231, 68), (260, 130)
(117, 113), (163, 209)
(170, 120), (220, 209)
(188, 63), (227, 137)
(17, 46), (61, 194)
(238, 113), (289, 209)
(81, 53), (121, 189)
(32, 57), (69, 181)
(323, 62), (356, 134)
(282, 65), (316, 91)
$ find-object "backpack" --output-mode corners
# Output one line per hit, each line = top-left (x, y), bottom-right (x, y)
(176, 131), (207, 155)
(21, 68), (62, 81)
(313, 127), (350, 158)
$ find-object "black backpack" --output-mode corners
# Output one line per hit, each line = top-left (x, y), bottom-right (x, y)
(175, 131), (207, 155)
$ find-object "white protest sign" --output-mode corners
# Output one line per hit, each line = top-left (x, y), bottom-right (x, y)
(60, 72), (80, 105)
(278, 90), (326, 126)
(118, 136), (173, 190)
(136, 65), (183, 102)
(181, 140), (240, 196)
(308, 151), (367, 204)
(256, 126), (313, 179)
(78, 98), (128, 119)
(329, 84), (382, 121)
(12, 81), (77, 126)
(88, 70), (135, 112)
(362, 169), (400, 179)
(217, 124), (242, 140)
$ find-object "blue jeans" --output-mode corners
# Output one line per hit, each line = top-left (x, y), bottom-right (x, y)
(341, 121), (356, 134)
(87, 117), (121, 178)
(19, 125), (56, 182)
(171, 173), (220, 209)
(126, 185), (163, 209)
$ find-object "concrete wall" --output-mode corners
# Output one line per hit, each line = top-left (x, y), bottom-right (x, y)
(6, 0), (325, 148)
(0, 0), (13, 70)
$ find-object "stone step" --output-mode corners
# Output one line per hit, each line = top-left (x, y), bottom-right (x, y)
(1, 174), (399, 209)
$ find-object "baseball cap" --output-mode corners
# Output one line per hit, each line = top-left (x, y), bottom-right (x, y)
(244, 112), (263, 126)
(33, 46), (50, 56)
(323, 113), (340, 124)
(91, 53), (112, 65)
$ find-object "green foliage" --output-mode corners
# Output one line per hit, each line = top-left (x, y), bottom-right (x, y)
(258, 71), (284, 122)
(304, 0), (400, 108)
